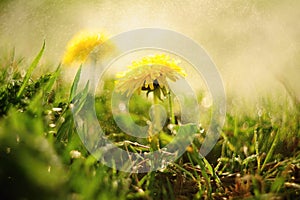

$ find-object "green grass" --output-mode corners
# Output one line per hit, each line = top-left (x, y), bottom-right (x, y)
(0, 45), (299, 200)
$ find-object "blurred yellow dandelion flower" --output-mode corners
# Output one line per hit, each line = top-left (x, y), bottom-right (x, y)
(115, 54), (187, 97)
(62, 30), (113, 65)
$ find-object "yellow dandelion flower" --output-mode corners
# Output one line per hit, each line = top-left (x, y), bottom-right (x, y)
(115, 54), (187, 97)
(62, 30), (113, 65)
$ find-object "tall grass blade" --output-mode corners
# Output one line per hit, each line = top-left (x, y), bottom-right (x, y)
(72, 81), (90, 116)
(261, 129), (280, 171)
(44, 64), (61, 92)
(69, 64), (82, 102)
(254, 129), (261, 172)
(17, 41), (45, 98)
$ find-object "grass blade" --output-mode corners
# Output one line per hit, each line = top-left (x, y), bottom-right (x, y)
(44, 64), (61, 92)
(28, 64), (61, 113)
(261, 129), (280, 171)
(17, 41), (45, 98)
(69, 64), (82, 102)
(254, 129), (261, 172)
(72, 81), (90, 116)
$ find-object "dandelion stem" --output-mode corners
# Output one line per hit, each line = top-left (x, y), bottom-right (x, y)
(168, 91), (175, 124)
(153, 91), (160, 131)
(150, 90), (161, 150)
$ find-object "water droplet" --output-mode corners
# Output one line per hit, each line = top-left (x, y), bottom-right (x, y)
(52, 107), (62, 112)
(257, 109), (263, 117)
(70, 150), (82, 159)
(16, 135), (20, 143)
(201, 96), (212, 108)
(49, 123), (56, 128)
(118, 102), (126, 111)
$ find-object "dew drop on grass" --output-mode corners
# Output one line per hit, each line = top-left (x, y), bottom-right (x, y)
(242, 122), (249, 129)
(118, 102), (126, 111)
(69, 104), (74, 109)
(200, 128), (205, 134)
(52, 107), (62, 112)
(16, 135), (20, 143)
(201, 96), (212, 108)
(167, 124), (175, 130)
(160, 159), (167, 170)
(257, 109), (263, 117)
(70, 150), (81, 159)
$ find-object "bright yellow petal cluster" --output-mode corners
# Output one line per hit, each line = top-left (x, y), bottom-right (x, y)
(62, 30), (109, 65)
(115, 54), (187, 96)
